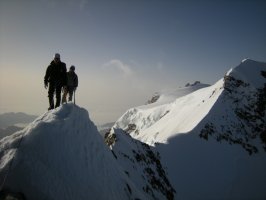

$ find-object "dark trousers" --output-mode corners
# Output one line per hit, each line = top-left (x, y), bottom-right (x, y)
(48, 82), (62, 108)
(62, 86), (74, 103)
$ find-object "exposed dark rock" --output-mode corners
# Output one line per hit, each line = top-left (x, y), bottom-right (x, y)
(132, 141), (175, 200)
(108, 128), (176, 200)
(104, 130), (117, 146)
(186, 81), (201, 87)
(146, 93), (160, 104)
(223, 75), (249, 93)
(125, 124), (137, 133)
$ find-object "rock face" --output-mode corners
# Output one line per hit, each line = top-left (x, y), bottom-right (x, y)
(146, 93), (160, 104)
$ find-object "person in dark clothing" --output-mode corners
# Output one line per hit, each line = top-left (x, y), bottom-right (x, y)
(62, 65), (78, 103)
(44, 53), (67, 110)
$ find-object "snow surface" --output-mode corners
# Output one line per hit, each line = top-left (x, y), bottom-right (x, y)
(114, 59), (266, 200)
(0, 104), (146, 200)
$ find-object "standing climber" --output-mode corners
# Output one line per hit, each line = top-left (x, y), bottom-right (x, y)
(62, 65), (79, 103)
(44, 53), (67, 110)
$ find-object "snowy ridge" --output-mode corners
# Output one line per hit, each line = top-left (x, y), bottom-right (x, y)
(114, 59), (266, 150)
(114, 82), (210, 143)
(114, 79), (221, 145)
(113, 59), (266, 199)
(0, 104), (147, 200)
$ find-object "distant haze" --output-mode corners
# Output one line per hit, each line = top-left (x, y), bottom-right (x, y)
(0, 112), (37, 128)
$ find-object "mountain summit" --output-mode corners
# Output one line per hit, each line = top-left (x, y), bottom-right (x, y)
(0, 104), (147, 199)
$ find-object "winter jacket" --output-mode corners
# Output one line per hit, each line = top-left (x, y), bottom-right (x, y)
(66, 71), (78, 87)
(44, 60), (67, 86)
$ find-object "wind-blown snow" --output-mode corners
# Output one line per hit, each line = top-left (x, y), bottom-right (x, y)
(0, 104), (145, 200)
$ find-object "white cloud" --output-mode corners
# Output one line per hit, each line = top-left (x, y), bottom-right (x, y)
(103, 59), (133, 77)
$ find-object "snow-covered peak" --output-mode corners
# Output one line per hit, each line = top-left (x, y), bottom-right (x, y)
(0, 104), (146, 200)
(225, 59), (266, 89)
(115, 59), (266, 147)
(112, 59), (266, 199)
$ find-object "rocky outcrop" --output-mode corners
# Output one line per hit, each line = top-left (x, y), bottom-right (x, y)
(105, 128), (176, 200)
(146, 93), (160, 104)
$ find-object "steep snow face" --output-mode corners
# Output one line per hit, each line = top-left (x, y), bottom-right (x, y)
(0, 104), (145, 200)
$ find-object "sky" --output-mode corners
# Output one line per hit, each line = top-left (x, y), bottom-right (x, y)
(0, 0), (265, 125)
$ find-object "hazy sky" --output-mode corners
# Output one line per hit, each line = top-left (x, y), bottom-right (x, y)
(0, 0), (265, 125)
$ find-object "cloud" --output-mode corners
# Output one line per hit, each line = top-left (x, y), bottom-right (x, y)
(103, 59), (133, 77)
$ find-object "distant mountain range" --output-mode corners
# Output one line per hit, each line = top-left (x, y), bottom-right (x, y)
(0, 112), (37, 140)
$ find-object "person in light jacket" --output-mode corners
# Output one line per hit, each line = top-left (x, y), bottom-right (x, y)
(62, 65), (78, 103)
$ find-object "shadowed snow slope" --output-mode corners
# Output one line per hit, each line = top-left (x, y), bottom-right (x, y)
(113, 59), (266, 200)
(0, 104), (146, 200)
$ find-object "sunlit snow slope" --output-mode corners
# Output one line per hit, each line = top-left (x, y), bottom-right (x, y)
(114, 78), (221, 145)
